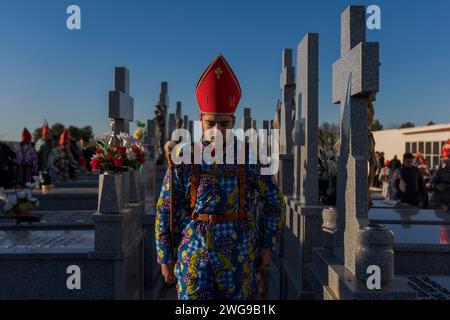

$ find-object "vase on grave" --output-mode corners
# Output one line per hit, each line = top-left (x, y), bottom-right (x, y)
(356, 224), (395, 286)
(15, 207), (29, 217)
(129, 169), (141, 203)
(322, 207), (337, 250)
(98, 172), (124, 214)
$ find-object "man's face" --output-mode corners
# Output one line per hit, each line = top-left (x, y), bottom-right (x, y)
(404, 158), (414, 167)
(200, 114), (235, 140)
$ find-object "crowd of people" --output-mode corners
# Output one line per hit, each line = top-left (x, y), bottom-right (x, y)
(0, 123), (96, 189)
(374, 141), (450, 212)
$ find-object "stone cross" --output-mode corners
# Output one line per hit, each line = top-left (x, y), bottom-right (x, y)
(294, 33), (319, 205)
(175, 101), (183, 129)
(279, 49), (295, 155)
(188, 121), (194, 140)
(183, 115), (189, 130)
(333, 6), (380, 278)
(263, 120), (271, 157)
(109, 67), (134, 141)
(146, 118), (155, 159)
(241, 107), (252, 130)
(168, 113), (176, 140)
(159, 82), (169, 140)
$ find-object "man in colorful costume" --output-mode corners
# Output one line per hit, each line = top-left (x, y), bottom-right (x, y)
(155, 54), (285, 300)
(48, 129), (77, 182)
(15, 128), (38, 187)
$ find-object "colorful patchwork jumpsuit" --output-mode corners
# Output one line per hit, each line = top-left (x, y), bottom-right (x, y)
(155, 143), (285, 300)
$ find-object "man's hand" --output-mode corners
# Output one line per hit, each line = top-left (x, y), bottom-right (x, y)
(254, 248), (272, 272)
(161, 262), (176, 285)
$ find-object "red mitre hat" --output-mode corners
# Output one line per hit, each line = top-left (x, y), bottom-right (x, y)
(443, 143), (450, 160)
(42, 119), (49, 138)
(195, 54), (241, 115)
(59, 128), (71, 146)
(22, 128), (32, 143)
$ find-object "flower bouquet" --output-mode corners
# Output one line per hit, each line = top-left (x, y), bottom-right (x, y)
(90, 132), (147, 174)
(0, 187), (40, 222)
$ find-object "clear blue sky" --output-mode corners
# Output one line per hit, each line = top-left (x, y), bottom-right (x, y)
(1, 0), (450, 141)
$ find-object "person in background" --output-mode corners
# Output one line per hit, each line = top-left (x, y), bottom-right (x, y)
(15, 128), (38, 187)
(379, 160), (392, 199)
(69, 137), (82, 179)
(80, 137), (95, 173)
(0, 141), (16, 189)
(429, 142), (450, 212)
(390, 154), (402, 173)
(37, 122), (54, 187)
(374, 151), (381, 187)
(48, 129), (77, 182)
(393, 152), (426, 207)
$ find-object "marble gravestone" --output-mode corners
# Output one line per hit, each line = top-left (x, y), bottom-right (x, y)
(307, 5), (416, 300)
(277, 33), (323, 300)
(295, 33), (319, 206)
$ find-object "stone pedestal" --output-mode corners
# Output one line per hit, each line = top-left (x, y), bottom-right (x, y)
(92, 202), (145, 299)
(122, 171), (130, 205)
(98, 173), (124, 213)
(278, 154), (294, 197)
(129, 170), (141, 203)
(280, 199), (322, 299)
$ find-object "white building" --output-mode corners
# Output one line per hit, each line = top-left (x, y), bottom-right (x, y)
(373, 123), (450, 170)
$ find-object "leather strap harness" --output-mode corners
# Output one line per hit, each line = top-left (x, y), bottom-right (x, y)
(189, 164), (247, 223)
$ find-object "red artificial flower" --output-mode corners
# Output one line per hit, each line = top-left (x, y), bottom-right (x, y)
(90, 158), (101, 170)
(116, 146), (127, 155)
(113, 158), (123, 167)
(106, 152), (113, 160)
(132, 145), (142, 156)
(96, 148), (104, 155)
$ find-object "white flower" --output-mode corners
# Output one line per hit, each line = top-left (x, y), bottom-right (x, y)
(24, 189), (33, 199)
(16, 191), (26, 199)
(95, 132), (114, 147)
(0, 188), (6, 202)
(3, 202), (13, 212)
(126, 148), (137, 161)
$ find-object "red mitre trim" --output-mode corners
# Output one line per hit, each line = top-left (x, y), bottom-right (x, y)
(22, 128), (32, 143)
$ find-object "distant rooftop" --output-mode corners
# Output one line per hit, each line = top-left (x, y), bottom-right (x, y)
(375, 123), (450, 135)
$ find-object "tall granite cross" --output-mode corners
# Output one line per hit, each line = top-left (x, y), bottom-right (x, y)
(109, 67), (134, 142)
(279, 49), (295, 155)
(175, 101), (183, 129)
(241, 108), (252, 131)
(294, 33), (319, 204)
(159, 82), (169, 140)
(333, 6), (380, 277)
